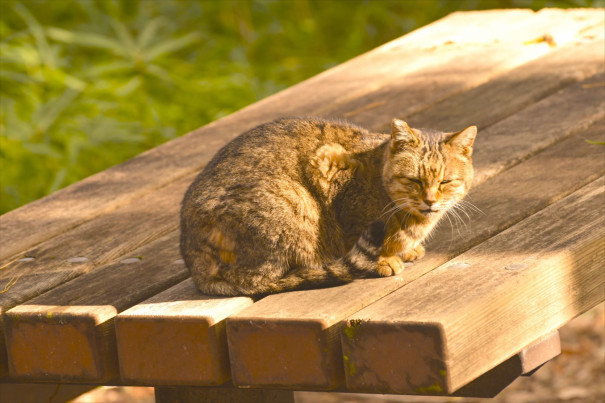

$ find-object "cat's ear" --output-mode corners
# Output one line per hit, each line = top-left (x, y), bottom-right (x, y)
(391, 119), (419, 150)
(445, 125), (477, 157)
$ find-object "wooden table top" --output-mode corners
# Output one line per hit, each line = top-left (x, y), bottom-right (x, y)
(0, 8), (603, 397)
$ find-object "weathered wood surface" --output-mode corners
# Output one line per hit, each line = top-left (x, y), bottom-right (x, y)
(224, 80), (605, 389)
(0, 8), (600, 263)
(341, 177), (605, 394)
(115, 279), (252, 385)
(0, 9), (602, 397)
(2, 8), (602, 380)
(3, 232), (188, 382)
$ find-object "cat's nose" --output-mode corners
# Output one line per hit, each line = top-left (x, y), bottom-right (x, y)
(424, 199), (436, 207)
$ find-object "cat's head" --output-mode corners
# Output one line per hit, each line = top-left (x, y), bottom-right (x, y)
(383, 118), (476, 220)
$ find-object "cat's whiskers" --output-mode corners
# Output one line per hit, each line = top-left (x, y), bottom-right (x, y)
(457, 199), (484, 215)
(379, 196), (409, 217)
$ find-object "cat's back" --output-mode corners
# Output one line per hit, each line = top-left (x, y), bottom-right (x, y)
(194, 118), (369, 185)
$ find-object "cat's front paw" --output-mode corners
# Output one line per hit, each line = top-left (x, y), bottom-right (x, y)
(377, 255), (405, 276)
(401, 244), (425, 262)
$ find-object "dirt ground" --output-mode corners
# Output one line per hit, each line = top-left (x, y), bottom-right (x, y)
(72, 303), (604, 403)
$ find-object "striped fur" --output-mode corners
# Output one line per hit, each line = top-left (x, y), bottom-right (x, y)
(180, 118), (476, 296)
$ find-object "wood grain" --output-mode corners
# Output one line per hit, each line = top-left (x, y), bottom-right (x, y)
(407, 31), (604, 132)
(0, 9), (547, 263)
(115, 279), (252, 385)
(3, 232), (188, 382)
(321, 10), (604, 128)
(223, 82), (605, 389)
(0, 175), (191, 309)
(342, 177), (605, 394)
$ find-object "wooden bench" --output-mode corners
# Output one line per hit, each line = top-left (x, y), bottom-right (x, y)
(1, 8), (604, 402)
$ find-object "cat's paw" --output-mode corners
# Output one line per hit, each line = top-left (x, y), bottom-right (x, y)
(377, 255), (405, 276)
(401, 244), (425, 262)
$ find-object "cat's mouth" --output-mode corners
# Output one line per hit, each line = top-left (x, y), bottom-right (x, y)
(419, 208), (439, 215)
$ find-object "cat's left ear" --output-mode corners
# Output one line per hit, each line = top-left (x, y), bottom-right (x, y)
(445, 125), (477, 157)
(391, 119), (419, 150)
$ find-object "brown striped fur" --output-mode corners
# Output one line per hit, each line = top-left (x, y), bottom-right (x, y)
(180, 118), (476, 296)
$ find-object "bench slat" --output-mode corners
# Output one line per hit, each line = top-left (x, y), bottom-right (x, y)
(115, 279), (252, 385)
(225, 113), (604, 389)
(0, 9), (545, 263)
(341, 177), (605, 394)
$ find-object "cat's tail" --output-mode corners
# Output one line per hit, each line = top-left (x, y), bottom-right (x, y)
(262, 221), (386, 294)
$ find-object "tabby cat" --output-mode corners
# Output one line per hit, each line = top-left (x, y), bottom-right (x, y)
(180, 117), (476, 296)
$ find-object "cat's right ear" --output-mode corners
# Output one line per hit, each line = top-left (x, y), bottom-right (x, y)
(391, 119), (419, 151)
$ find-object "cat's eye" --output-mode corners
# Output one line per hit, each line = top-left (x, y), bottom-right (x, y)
(440, 180), (452, 184)
(406, 177), (423, 186)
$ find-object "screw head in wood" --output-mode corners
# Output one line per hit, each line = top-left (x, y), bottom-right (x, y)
(17, 257), (35, 262)
(506, 263), (528, 270)
(68, 257), (89, 263)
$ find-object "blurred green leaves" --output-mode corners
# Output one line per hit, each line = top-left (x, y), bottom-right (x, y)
(0, 0), (602, 214)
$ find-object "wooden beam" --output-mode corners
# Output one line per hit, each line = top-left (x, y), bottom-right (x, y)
(453, 331), (561, 397)
(3, 232), (188, 382)
(341, 177), (605, 394)
(224, 78), (605, 389)
(0, 9), (551, 263)
(115, 279), (252, 385)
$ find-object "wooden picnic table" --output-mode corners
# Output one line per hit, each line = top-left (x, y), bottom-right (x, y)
(1, 8), (604, 403)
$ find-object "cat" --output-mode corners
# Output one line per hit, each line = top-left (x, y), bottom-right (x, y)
(180, 117), (476, 296)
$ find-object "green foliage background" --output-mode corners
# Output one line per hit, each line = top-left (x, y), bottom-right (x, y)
(0, 0), (602, 214)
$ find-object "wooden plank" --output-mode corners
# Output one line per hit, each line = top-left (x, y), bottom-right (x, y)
(115, 279), (252, 385)
(341, 176), (605, 394)
(224, 110), (605, 390)
(1, 9), (599, 263)
(3, 232), (188, 382)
